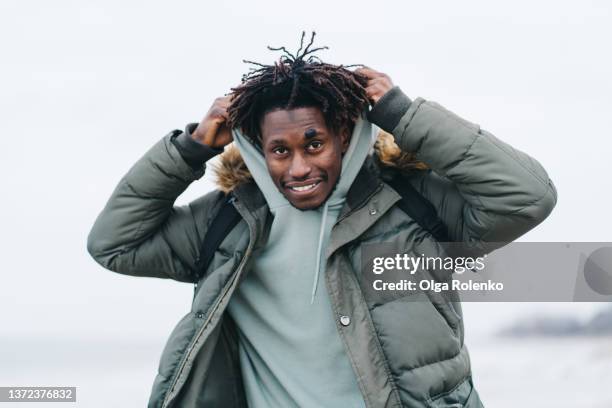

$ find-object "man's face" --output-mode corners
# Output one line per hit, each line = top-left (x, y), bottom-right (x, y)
(260, 107), (350, 210)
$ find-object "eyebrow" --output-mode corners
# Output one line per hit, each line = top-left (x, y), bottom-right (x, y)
(266, 128), (321, 147)
(266, 138), (286, 147)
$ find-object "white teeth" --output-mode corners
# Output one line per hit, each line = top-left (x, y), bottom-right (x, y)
(290, 183), (318, 192)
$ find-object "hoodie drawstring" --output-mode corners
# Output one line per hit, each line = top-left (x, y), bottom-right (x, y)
(311, 201), (330, 304)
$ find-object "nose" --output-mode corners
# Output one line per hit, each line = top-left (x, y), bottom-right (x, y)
(288, 153), (312, 179)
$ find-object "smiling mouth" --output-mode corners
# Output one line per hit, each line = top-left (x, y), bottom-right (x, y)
(283, 179), (324, 196)
(288, 182), (320, 192)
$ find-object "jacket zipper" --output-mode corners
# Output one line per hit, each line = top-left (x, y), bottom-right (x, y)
(161, 206), (256, 408)
(327, 181), (404, 408)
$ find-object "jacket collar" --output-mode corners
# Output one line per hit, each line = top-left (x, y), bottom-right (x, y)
(341, 156), (383, 219)
(232, 181), (268, 214)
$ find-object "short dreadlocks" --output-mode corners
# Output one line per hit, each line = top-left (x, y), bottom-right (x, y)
(227, 32), (370, 146)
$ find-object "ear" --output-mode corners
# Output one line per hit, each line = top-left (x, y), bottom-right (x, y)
(340, 127), (351, 154)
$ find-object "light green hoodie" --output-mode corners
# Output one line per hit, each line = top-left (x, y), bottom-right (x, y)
(226, 115), (378, 408)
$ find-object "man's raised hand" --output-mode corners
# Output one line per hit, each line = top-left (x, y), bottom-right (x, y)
(354, 67), (395, 105)
(191, 96), (234, 149)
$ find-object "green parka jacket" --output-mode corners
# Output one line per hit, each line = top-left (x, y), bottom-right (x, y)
(87, 89), (557, 408)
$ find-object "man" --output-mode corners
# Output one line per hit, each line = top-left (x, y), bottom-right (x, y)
(87, 34), (557, 407)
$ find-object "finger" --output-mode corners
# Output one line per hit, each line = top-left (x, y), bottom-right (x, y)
(216, 108), (229, 120)
(354, 65), (374, 73)
(203, 120), (222, 142)
(365, 84), (386, 97)
(366, 82), (386, 92)
(368, 77), (393, 88)
(365, 76), (387, 85)
(217, 101), (231, 111)
(209, 106), (229, 123)
(213, 100), (232, 116)
(355, 66), (383, 79)
(215, 96), (232, 107)
(364, 88), (375, 99)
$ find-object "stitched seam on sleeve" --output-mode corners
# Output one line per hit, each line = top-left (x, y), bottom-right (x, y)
(478, 183), (556, 242)
(480, 133), (549, 188)
(451, 131), (482, 170)
(503, 182), (556, 217)
(427, 103), (480, 134)
(124, 179), (153, 245)
(124, 179), (174, 201)
(148, 157), (189, 184)
(409, 104), (481, 178)
(427, 102), (550, 189)
(442, 133), (487, 211)
(393, 98), (426, 147)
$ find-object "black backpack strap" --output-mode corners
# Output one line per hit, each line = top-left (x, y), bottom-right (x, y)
(387, 174), (450, 242)
(195, 194), (242, 280)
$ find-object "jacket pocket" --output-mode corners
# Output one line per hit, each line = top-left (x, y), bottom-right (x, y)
(369, 292), (462, 371)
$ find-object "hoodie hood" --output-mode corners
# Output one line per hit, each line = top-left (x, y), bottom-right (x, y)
(230, 114), (378, 303)
(213, 128), (427, 194)
(231, 114), (377, 211)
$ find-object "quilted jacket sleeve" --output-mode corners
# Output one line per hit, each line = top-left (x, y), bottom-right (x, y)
(86, 128), (223, 283)
(368, 87), (557, 250)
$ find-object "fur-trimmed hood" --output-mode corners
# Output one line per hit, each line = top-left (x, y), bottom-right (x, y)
(211, 130), (427, 193)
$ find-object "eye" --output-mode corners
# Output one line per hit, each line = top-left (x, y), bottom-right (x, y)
(307, 141), (323, 151)
(272, 146), (288, 155)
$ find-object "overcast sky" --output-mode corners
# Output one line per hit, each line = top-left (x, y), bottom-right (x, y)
(1, 0), (611, 405)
